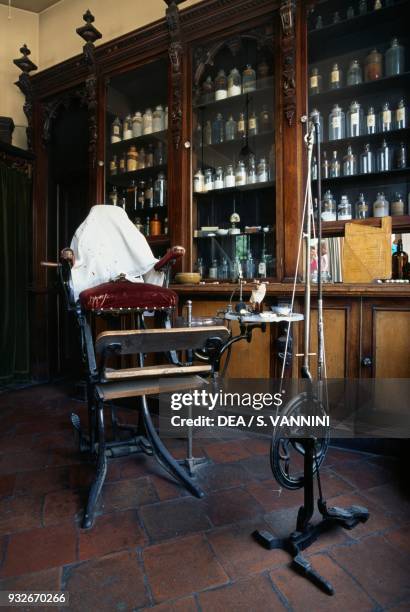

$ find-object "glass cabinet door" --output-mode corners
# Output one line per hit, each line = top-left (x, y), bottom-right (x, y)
(105, 57), (170, 253)
(191, 25), (276, 282)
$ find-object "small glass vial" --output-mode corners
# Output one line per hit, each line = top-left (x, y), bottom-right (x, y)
(322, 190), (337, 221)
(204, 168), (214, 191)
(143, 108), (153, 135)
(346, 5), (355, 18)
(145, 144), (154, 168)
(235, 160), (247, 186)
(204, 120), (212, 145)
(396, 142), (407, 169)
(260, 106), (271, 131)
(248, 154), (257, 184)
(377, 139), (392, 171)
(333, 11), (341, 23)
(196, 257), (205, 278)
(385, 38), (405, 76)
(360, 143), (374, 174)
(359, 0), (367, 14)
(219, 258), (229, 280)
(202, 75), (214, 100)
(127, 146), (138, 172)
(315, 15), (323, 29)
(347, 100), (364, 137)
(109, 155), (118, 176)
(366, 106), (378, 134)
(137, 181), (145, 209)
(224, 164), (235, 188)
(214, 166), (224, 189)
(380, 102), (393, 132)
(347, 59), (363, 86)
(343, 146), (357, 176)
(355, 193), (369, 219)
(212, 113), (224, 144)
(257, 158), (269, 182)
(373, 192), (389, 217)
(215, 69), (228, 100)
(118, 154), (126, 174)
(135, 217), (143, 233)
(322, 151), (330, 178)
(150, 214), (162, 236)
(242, 64), (256, 93)
(145, 179), (154, 208)
(365, 49), (383, 81)
(227, 68), (241, 97)
(193, 169), (204, 192)
(209, 259), (218, 279)
(111, 116), (122, 143)
(154, 141), (165, 166)
(109, 185), (118, 206)
(391, 193), (405, 216)
(248, 111), (258, 136)
(396, 99), (407, 129)
(311, 155), (318, 180)
(330, 150), (341, 177)
(338, 195), (352, 220)
(152, 105), (165, 132)
(374, 0), (382, 9)
(225, 115), (237, 141)
(132, 111), (142, 137)
(328, 104), (345, 140)
(245, 251), (255, 278)
(329, 63), (342, 90)
(237, 113), (246, 139)
(123, 114), (133, 140)
(309, 67), (322, 95)
(154, 172), (167, 206)
(138, 147), (145, 169)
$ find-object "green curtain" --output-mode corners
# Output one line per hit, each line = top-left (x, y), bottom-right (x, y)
(0, 161), (31, 385)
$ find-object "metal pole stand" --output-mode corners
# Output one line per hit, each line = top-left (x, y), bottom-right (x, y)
(253, 437), (369, 595)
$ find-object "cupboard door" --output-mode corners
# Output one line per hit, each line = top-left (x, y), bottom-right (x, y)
(361, 299), (410, 378)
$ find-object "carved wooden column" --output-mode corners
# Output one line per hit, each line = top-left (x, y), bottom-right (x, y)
(76, 9), (102, 206)
(278, 0), (306, 281)
(13, 44), (38, 151)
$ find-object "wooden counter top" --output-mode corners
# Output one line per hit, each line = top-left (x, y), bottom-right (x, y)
(170, 282), (410, 298)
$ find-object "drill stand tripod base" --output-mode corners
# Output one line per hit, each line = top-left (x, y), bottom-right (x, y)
(253, 438), (369, 595)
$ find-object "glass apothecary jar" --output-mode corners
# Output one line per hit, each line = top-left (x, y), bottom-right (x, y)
(321, 190), (337, 221)
(365, 49), (383, 82)
(242, 64), (256, 93)
(365, 106), (378, 134)
(328, 104), (346, 140)
(355, 193), (370, 219)
(347, 101), (364, 137)
(385, 38), (405, 76)
(391, 193), (405, 216)
(396, 99), (407, 129)
(309, 67), (322, 94)
(111, 116), (122, 143)
(143, 108), (153, 135)
(373, 192), (389, 217)
(347, 59), (363, 86)
(215, 69), (228, 100)
(329, 63), (342, 90)
(227, 68), (241, 97)
(338, 195), (352, 220)
(360, 143), (374, 174)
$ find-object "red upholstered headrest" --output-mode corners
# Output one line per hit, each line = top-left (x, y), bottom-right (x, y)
(79, 280), (178, 312)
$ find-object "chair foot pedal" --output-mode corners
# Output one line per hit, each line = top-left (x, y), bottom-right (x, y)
(323, 504), (370, 529)
(252, 529), (284, 550)
(71, 413), (90, 452)
(293, 554), (334, 596)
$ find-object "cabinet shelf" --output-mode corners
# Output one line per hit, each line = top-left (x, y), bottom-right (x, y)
(146, 235), (170, 246)
(107, 165), (167, 187)
(108, 130), (168, 151)
(194, 78), (274, 112)
(322, 215), (410, 237)
(313, 166), (410, 186)
(197, 129), (275, 153)
(194, 230), (274, 239)
(319, 128), (410, 151)
(308, 72), (410, 106)
(194, 180), (275, 197)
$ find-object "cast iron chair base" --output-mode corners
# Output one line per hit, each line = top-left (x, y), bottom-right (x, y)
(253, 503), (369, 595)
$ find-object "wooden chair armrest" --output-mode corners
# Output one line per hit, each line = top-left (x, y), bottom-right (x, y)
(154, 246), (185, 271)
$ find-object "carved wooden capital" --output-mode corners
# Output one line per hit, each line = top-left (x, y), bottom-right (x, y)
(280, 1), (297, 127)
(13, 44), (37, 150)
(165, 1), (184, 150)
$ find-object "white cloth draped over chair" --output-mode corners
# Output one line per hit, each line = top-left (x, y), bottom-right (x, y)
(70, 204), (164, 299)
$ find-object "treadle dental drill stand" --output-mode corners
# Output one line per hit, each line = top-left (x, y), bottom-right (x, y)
(252, 115), (369, 596)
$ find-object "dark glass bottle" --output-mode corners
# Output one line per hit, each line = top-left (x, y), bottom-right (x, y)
(392, 239), (409, 280)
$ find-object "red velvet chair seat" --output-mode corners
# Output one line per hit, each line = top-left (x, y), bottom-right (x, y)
(79, 280), (178, 312)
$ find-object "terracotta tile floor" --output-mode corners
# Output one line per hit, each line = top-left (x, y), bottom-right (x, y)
(0, 384), (409, 611)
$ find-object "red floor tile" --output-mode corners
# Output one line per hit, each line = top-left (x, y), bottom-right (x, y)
(14, 467), (69, 496)
(0, 450), (50, 475)
(205, 488), (265, 527)
(101, 476), (158, 513)
(0, 567), (62, 592)
(332, 459), (392, 491)
(384, 525), (410, 555)
(143, 534), (229, 603)
(325, 491), (398, 538)
(148, 596), (197, 611)
(0, 495), (42, 536)
(0, 475), (15, 498)
(362, 482), (410, 520)
(198, 573), (286, 611)
(196, 462), (253, 493)
(140, 497), (211, 541)
(203, 440), (251, 464)
(1, 524), (77, 577)
(43, 489), (84, 526)
(78, 509), (146, 560)
(65, 550), (149, 611)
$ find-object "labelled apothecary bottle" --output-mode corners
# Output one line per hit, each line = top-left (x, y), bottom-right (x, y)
(202, 75), (214, 100)
(396, 99), (407, 129)
(225, 115), (237, 141)
(111, 116), (122, 143)
(396, 142), (407, 169)
(391, 193), (405, 216)
(260, 106), (271, 131)
(347, 59), (363, 86)
(330, 150), (341, 177)
(329, 63), (342, 90)
(227, 68), (241, 97)
(310, 108), (324, 142)
(193, 169), (204, 193)
(360, 143), (374, 173)
(123, 114), (133, 140)
(109, 155), (118, 175)
(373, 192), (389, 217)
(380, 102), (393, 131)
(237, 113), (246, 139)
(377, 139), (392, 171)
(347, 101), (364, 137)
(132, 112), (142, 137)
(311, 155), (318, 180)
(212, 113), (224, 144)
(215, 69), (228, 100)
(309, 67), (322, 94)
(224, 164), (235, 188)
(153, 172), (166, 206)
(355, 193), (369, 219)
(235, 161), (247, 186)
(322, 151), (329, 178)
(338, 195), (352, 220)
(204, 168), (214, 192)
(127, 146), (138, 172)
(366, 106), (378, 134)
(322, 190), (337, 221)
(214, 166), (224, 189)
(248, 154), (257, 184)
(365, 49), (383, 81)
(242, 64), (256, 93)
(143, 109), (153, 135)
(343, 146), (357, 176)
(385, 38), (405, 76)
(152, 105), (165, 132)
(257, 158), (269, 183)
(248, 111), (258, 136)
(328, 104), (345, 140)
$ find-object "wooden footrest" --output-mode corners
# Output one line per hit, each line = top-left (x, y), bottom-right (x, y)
(96, 374), (207, 401)
(104, 363), (212, 381)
